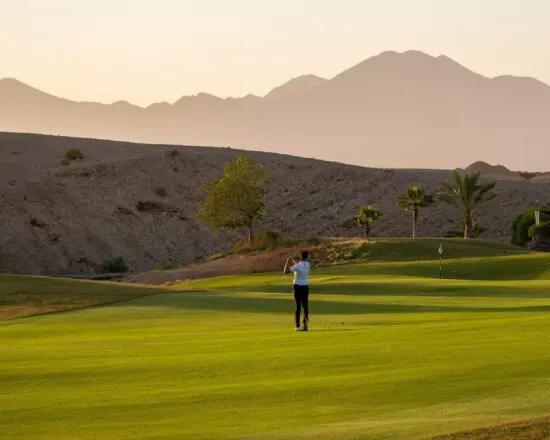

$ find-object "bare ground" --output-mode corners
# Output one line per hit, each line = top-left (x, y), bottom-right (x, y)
(124, 250), (293, 284)
(429, 416), (550, 439)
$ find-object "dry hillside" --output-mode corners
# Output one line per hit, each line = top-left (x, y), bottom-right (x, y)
(0, 132), (548, 275)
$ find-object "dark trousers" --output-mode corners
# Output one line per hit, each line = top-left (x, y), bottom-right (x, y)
(293, 284), (309, 327)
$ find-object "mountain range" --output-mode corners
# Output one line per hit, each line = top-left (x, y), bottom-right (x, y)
(1, 50), (549, 170)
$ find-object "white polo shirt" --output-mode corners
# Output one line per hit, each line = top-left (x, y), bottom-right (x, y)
(290, 261), (310, 286)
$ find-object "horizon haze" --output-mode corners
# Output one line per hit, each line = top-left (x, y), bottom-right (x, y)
(2, 50), (550, 171)
(2, 0), (550, 106)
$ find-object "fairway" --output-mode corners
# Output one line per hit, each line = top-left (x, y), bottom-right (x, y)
(3, 251), (550, 439)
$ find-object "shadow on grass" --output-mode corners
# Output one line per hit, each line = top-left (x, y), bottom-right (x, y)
(317, 257), (550, 281)
(118, 291), (550, 316)
(195, 281), (550, 300)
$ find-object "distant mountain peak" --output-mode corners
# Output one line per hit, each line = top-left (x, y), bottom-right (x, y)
(465, 161), (518, 177)
(111, 100), (138, 108)
(0, 77), (36, 91)
(264, 74), (327, 100)
(330, 49), (484, 86)
(173, 92), (224, 106)
(0, 77), (66, 103)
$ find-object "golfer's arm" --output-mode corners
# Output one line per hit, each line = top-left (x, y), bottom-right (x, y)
(283, 259), (290, 274)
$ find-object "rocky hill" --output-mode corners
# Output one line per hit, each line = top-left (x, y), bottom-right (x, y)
(1, 132), (548, 275)
(462, 161), (522, 180)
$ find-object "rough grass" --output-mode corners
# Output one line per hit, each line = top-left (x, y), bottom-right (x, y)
(0, 275), (154, 319)
(2, 245), (550, 439)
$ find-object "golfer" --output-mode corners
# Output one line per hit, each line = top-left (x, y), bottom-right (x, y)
(284, 251), (311, 331)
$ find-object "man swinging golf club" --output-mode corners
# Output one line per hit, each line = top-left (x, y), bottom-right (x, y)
(284, 251), (311, 331)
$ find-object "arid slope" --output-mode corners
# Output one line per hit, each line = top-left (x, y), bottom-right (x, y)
(0, 132), (547, 275)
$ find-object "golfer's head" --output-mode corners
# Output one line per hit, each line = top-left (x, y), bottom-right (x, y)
(301, 251), (309, 261)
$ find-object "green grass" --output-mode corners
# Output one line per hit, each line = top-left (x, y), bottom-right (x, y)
(322, 238), (529, 264)
(2, 247), (550, 439)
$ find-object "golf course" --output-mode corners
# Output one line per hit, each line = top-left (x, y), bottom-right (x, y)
(2, 239), (550, 439)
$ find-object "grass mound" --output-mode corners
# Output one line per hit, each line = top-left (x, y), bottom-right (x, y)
(315, 238), (528, 265)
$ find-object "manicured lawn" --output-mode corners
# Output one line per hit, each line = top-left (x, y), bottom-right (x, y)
(2, 251), (550, 439)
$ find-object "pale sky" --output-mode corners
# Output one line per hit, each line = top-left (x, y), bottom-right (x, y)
(1, 0), (549, 107)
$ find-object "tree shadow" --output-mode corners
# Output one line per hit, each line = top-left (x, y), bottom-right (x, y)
(200, 281), (550, 300)
(118, 291), (550, 316)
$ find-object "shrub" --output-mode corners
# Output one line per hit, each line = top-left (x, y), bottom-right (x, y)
(98, 256), (129, 273)
(153, 186), (168, 197)
(232, 229), (282, 253)
(60, 159), (70, 166)
(155, 261), (179, 270)
(167, 149), (180, 158)
(29, 218), (47, 228)
(518, 172), (539, 180)
(351, 242), (372, 260)
(305, 236), (322, 246)
(64, 148), (84, 161)
(528, 221), (550, 241)
(262, 230), (281, 248)
(511, 208), (536, 246)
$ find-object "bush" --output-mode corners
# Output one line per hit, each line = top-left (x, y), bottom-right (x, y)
(167, 149), (180, 158)
(511, 208), (536, 246)
(528, 221), (550, 241)
(155, 261), (179, 270)
(64, 148), (84, 161)
(518, 172), (539, 180)
(153, 186), (168, 197)
(350, 242), (372, 260)
(305, 236), (322, 246)
(232, 230), (282, 253)
(98, 256), (129, 273)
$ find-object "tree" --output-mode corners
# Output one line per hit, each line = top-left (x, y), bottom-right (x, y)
(397, 185), (434, 238)
(511, 208), (536, 247)
(446, 218), (486, 239)
(354, 205), (383, 239)
(197, 156), (268, 243)
(438, 171), (496, 239)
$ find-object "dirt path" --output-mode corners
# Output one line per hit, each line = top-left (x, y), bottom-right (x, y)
(124, 250), (295, 284)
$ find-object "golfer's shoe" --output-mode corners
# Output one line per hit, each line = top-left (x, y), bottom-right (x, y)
(303, 319), (309, 331)
(295, 326), (305, 331)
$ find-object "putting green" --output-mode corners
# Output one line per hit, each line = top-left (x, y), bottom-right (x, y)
(2, 252), (550, 439)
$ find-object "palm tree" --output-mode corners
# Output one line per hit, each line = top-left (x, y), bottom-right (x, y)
(397, 185), (434, 238)
(439, 171), (496, 239)
(355, 205), (383, 239)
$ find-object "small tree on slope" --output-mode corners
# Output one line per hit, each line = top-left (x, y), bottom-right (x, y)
(197, 156), (268, 244)
(397, 185), (434, 239)
(355, 205), (383, 239)
(439, 171), (497, 239)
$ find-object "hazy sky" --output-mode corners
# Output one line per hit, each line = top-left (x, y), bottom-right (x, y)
(2, 0), (549, 106)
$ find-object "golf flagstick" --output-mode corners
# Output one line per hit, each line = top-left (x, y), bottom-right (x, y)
(438, 244), (444, 278)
